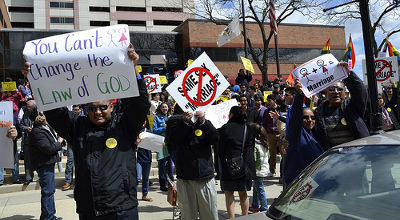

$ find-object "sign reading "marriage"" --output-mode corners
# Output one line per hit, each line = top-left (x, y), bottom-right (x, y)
(23, 25), (139, 111)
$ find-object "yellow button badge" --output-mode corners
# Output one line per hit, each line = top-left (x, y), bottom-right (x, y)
(341, 118), (347, 126)
(105, 138), (118, 149)
(387, 108), (392, 113)
(195, 129), (203, 137)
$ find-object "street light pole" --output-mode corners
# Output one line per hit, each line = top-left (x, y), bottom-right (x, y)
(359, 0), (382, 133)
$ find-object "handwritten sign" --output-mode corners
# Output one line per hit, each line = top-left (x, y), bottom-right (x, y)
(205, 99), (238, 129)
(216, 94), (229, 102)
(144, 74), (162, 94)
(263, 91), (273, 103)
(166, 52), (230, 113)
(1, 82), (16, 92)
(362, 56), (399, 92)
(291, 54), (348, 98)
(150, 55), (166, 64)
(23, 25), (139, 111)
(137, 65), (142, 73)
(137, 131), (164, 152)
(160, 75), (168, 85)
(241, 56), (255, 73)
(0, 101), (14, 168)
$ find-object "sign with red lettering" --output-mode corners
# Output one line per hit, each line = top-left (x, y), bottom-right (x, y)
(144, 74), (162, 94)
(166, 52), (229, 113)
(362, 56), (399, 92)
(0, 101), (14, 168)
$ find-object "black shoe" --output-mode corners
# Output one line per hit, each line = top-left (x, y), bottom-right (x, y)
(13, 180), (22, 184)
(23, 181), (31, 185)
(149, 180), (153, 186)
(159, 179), (168, 192)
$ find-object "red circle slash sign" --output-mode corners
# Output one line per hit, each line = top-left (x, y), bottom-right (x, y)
(182, 67), (217, 107)
(375, 59), (393, 82)
(144, 76), (157, 93)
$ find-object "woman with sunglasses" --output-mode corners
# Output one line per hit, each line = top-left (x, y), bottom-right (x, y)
(283, 79), (323, 188)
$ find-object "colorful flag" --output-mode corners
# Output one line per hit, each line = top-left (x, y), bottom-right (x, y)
(386, 38), (400, 64)
(269, 0), (278, 35)
(287, 64), (296, 86)
(342, 35), (355, 69)
(217, 16), (241, 47)
(321, 39), (330, 54)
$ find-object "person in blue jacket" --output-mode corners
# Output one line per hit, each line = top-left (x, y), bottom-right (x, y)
(153, 102), (173, 191)
(136, 118), (153, 202)
(284, 79), (323, 188)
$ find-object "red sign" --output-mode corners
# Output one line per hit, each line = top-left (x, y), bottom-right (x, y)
(144, 76), (157, 93)
(182, 67), (217, 107)
(375, 59), (393, 82)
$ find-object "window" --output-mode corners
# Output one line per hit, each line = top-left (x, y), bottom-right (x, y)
(152, 7), (183, 12)
(8, 7), (34, 13)
(153, 20), (182, 26)
(10, 22), (34, 28)
(116, 6), (146, 12)
(89, 7), (110, 12)
(50, 2), (74, 8)
(50, 17), (74, 24)
(118, 20), (146, 26)
(90, 21), (110, 26)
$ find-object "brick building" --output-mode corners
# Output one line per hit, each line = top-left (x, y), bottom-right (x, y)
(175, 19), (347, 82)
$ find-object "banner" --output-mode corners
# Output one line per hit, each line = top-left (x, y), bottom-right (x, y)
(23, 25), (139, 111)
(241, 56), (255, 73)
(0, 101), (14, 168)
(205, 99), (238, 129)
(137, 131), (164, 152)
(1, 82), (16, 92)
(166, 52), (230, 113)
(291, 54), (348, 98)
(144, 74), (162, 94)
(217, 16), (241, 47)
(362, 56), (399, 92)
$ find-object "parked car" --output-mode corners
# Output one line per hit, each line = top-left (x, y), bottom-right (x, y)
(265, 130), (400, 220)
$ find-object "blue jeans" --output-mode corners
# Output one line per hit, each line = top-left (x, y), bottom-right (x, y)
(79, 207), (138, 220)
(136, 162), (151, 196)
(158, 156), (173, 180)
(0, 141), (20, 184)
(252, 177), (268, 211)
(37, 164), (56, 220)
(64, 144), (74, 183)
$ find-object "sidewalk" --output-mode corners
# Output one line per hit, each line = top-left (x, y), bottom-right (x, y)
(0, 170), (283, 219)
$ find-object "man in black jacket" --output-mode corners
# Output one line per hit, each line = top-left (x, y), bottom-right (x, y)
(23, 47), (150, 219)
(315, 62), (369, 151)
(166, 110), (219, 220)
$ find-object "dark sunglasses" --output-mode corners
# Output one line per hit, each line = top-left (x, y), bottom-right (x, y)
(328, 86), (344, 92)
(88, 104), (110, 112)
(303, 115), (316, 120)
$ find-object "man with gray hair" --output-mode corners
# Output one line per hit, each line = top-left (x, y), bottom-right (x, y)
(20, 99), (38, 185)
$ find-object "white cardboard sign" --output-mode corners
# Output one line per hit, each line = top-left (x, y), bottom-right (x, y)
(166, 52), (230, 112)
(291, 54), (348, 98)
(144, 74), (162, 94)
(23, 25), (139, 112)
(362, 56), (399, 92)
(0, 101), (14, 168)
(205, 99), (238, 129)
(137, 131), (164, 153)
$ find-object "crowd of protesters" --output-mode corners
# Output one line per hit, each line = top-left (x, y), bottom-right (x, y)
(2, 48), (400, 220)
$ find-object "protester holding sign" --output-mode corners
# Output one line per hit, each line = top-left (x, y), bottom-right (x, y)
(314, 62), (369, 151)
(383, 82), (400, 123)
(22, 44), (149, 219)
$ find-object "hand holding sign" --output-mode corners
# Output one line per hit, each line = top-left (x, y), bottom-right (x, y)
(6, 125), (17, 140)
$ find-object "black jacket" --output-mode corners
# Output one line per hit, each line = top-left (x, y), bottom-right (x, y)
(44, 79), (150, 216)
(30, 124), (62, 171)
(166, 116), (218, 180)
(315, 72), (370, 151)
(218, 120), (256, 181)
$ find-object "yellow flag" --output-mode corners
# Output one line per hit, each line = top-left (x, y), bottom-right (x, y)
(160, 76), (168, 84)
(263, 91), (273, 103)
(136, 65), (142, 73)
(241, 56), (255, 73)
(1, 82), (16, 92)
(187, 59), (194, 67)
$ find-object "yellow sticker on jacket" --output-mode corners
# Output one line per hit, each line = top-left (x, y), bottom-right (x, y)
(387, 108), (392, 113)
(195, 129), (203, 137)
(106, 138), (117, 149)
(341, 118), (347, 126)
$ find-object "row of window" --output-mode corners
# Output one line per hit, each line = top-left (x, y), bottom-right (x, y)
(89, 20), (182, 27)
(50, 17), (74, 24)
(50, 2), (74, 9)
(89, 6), (183, 13)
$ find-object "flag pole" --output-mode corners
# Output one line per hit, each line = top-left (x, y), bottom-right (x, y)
(241, 0), (247, 58)
(274, 32), (281, 78)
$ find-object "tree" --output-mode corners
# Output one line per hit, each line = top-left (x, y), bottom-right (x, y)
(314, 0), (400, 56)
(181, 0), (322, 84)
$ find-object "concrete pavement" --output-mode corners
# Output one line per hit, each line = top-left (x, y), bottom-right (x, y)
(0, 173), (283, 220)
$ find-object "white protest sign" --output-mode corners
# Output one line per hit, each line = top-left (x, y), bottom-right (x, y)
(291, 54), (348, 98)
(23, 24), (139, 112)
(150, 55), (166, 64)
(205, 99), (238, 129)
(137, 131), (164, 152)
(144, 74), (162, 94)
(166, 52), (230, 113)
(0, 101), (14, 168)
(362, 56), (399, 92)
(288, 178), (319, 210)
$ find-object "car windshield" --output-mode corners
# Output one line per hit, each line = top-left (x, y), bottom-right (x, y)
(269, 145), (400, 220)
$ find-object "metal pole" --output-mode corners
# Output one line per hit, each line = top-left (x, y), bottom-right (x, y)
(359, 0), (382, 133)
(241, 0), (247, 58)
(274, 33), (281, 78)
